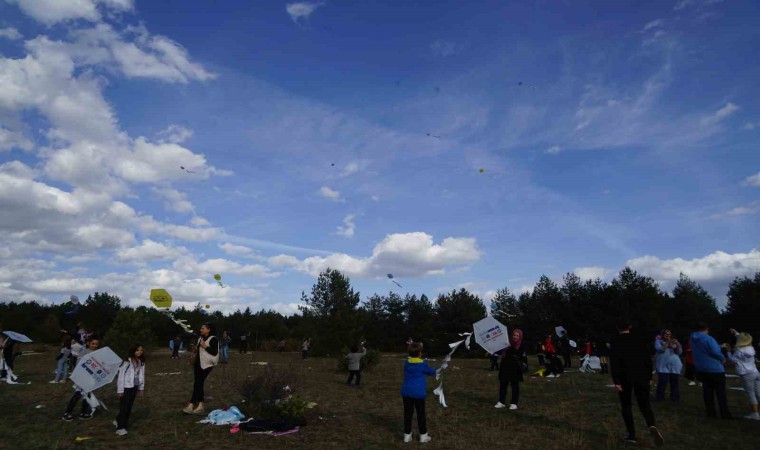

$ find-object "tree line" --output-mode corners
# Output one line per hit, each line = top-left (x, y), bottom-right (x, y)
(1, 268), (758, 358)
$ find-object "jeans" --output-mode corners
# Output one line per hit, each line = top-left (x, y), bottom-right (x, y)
(347, 370), (361, 385)
(54, 357), (69, 382)
(116, 387), (138, 430)
(498, 380), (520, 405)
(402, 397), (427, 434)
(699, 372), (731, 418)
(656, 372), (680, 401)
(618, 380), (656, 438)
(221, 345), (229, 363)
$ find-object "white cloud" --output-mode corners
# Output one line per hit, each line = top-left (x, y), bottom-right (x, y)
(627, 248), (760, 284)
(319, 186), (343, 202)
(8, 0), (133, 25)
(674, 0), (723, 11)
(268, 254), (301, 268)
(116, 239), (185, 263)
(157, 124), (193, 144)
(172, 255), (279, 279)
(430, 40), (461, 57)
(708, 201), (760, 219)
(701, 102), (739, 126)
(152, 187), (194, 213)
(219, 242), (261, 259)
(139, 216), (222, 242)
(574, 266), (611, 280)
(190, 216), (210, 226)
(0, 27), (22, 40)
(545, 145), (561, 155)
(335, 214), (356, 238)
(641, 19), (664, 32)
(280, 232), (481, 279)
(371, 195), (380, 202)
(286, 2), (324, 24)
(743, 171), (760, 187)
(744, 122), (760, 130)
(0, 126), (33, 151)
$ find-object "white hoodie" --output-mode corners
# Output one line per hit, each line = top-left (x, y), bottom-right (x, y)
(728, 346), (759, 376)
(116, 360), (145, 393)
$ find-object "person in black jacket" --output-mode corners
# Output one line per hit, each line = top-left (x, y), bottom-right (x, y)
(494, 329), (528, 410)
(610, 322), (664, 446)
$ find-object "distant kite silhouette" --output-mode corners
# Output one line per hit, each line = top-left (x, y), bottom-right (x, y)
(180, 166), (196, 174)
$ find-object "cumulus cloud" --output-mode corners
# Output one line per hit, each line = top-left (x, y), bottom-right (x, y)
(172, 255), (279, 279)
(139, 216), (222, 242)
(219, 242), (262, 259)
(701, 102), (739, 127)
(157, 124), (193, 144)
(708, 201), (760, 219)
(276, 232), (481, 278)
(116, 239), (185, 263)
(743, 171), (760, 187)
(286, 2), (324, 24)
(545, 145), (561, 155)
(152, 187), (194, 213)
(0, 126), (33, 151)
(0, 27), (22, 40)
(8, 0), (133, 26)
(335, 214), (356, 238)
(574, 266), (611, 280)
(627, 249), (760, 284)
(319, 186), (343, 202)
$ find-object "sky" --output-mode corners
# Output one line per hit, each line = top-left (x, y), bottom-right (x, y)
(0, 0), (758, 314)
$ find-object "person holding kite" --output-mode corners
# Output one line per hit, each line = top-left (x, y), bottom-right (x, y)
(115, 344), (146, 436)
(183, 323), (219, 415)
(62, 335), (101, 421)
(401, 342), (436, 443)
(495, 329), (528, 410)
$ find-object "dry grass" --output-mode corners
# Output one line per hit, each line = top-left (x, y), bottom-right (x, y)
(1, 349), (759, 450)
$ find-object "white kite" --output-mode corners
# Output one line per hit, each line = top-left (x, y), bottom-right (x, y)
(473, 316), (510, 355)
(69, 347), (122, 411)
(555, 326), (567, 337)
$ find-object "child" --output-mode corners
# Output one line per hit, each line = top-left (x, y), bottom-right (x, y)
(401, 342), (436, 443)
(62, 335), (101, 421)
(302, 338), (311, 360)
(115, 344), (146, 436)
(726, 332), (760, 420)
(345, 343), (367, 386)
(220, 331), (231, 364)
(50, 334), (72, 384)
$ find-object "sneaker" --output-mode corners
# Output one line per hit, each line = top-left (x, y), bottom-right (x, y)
(62, 413), (74, 422)
(509, 404), (518, 410)
(59, 380), (67, 383)
(113, 420), (118, 428)
(494, 402), (506, 409)
(546, 374), (555, 378)
(419, 433), (431, 443)
(79, 413), (92, 420)
(688, 381), (696, 386)
(182, 405), (195, 414)
(192, 405), (205, 415)
(49, 380), (58, 384)
(648, 426), (664, 447)
(403, 433), (412, 443)
(115, 429), (128, 436)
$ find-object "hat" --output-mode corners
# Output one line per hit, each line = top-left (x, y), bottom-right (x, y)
(736, 332), (753, 348)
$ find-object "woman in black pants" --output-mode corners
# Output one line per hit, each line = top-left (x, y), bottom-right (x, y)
(183, 323), (219, 415)
(495, 329), (528, 410)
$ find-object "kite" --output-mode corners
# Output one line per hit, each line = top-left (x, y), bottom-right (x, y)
(180, 166), (196, 174)
(1, 331), (33, 384)
(2, 331), (32, 344)
(426, 133), (442, 139)
(64, 295), (81, 316)
(386, 274), (403, 288)
(555, 326), (567, 337)
(433, 332), (472, 408)
(214, 274), (226, 288)
(473, 316), (509, 355)
(69, 347), (122, 412)
(149, 289), (193, 333)
(205, 304), (211, 309)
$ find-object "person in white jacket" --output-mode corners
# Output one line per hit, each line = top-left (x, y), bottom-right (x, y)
(726, 332), (760, 421)
(115, 344), (146, 436)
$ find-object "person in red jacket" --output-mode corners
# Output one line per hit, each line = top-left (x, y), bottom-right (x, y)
(543, 334), (556, 356)
(683, 341), (698, 386)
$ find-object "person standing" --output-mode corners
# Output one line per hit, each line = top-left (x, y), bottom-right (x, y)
(654, 330), (683, 402)
(239, 332), (248, 354)
(683, 340), (698, 386)
(401, 343), (436, 443)
(51, 334), (72, 384)
(220, 331), (231, 364)
(690, 323), (732, 419)
(345, 343), (367, 386)
(495, 329), (528, 410)
(277, 339), (286, 352)
(114, 344), (146, 436)
(543, 334), (556, 356)
(726, 331), (759, 420)
(609, 322), (664, 446)
(62, 336), (101, 421)
(302, 338), (311, 360)
(171, 336), (182, 359)
(183, 323), (219, 415)
(560, 331), (572, 368)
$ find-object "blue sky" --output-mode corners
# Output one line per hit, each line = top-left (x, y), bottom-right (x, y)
(0, 0), (758, 313)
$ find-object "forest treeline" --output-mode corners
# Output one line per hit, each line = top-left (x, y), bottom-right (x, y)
(1, 268), (758, 358)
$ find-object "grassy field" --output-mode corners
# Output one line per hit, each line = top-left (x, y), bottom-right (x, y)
(1, 348), (758, 450)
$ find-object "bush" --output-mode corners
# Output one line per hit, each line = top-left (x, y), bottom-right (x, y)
(103, 309), (155, 359)
(240, 365), (311, 420)
(336, 347), (382, 371)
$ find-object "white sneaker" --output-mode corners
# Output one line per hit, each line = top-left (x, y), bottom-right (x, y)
(115, 429), (128, 436)
(688, 381), (696, 386)
(494, 402), (506, 409)
(403, 433), (412, 443)
(420, 433), (431, 443)
(113, 420), (118, 428)
(546, 374), (555, 378)
(509, 404), (518, 410)
(49, 380), (58, 384)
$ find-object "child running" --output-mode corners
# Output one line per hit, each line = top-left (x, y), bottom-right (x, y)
(401, 342), (436, 443)
(62, 335), (101, 421)
(114, 344), (146, 436)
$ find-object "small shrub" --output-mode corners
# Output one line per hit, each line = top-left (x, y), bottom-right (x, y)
(335, 347), (382, 371)
(240, 365), (310, 420)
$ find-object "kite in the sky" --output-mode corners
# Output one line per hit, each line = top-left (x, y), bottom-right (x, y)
(426, 133), (442, 139)
(149, 289), (193, 333)
(387, 274), (403, 288)
(180, 166), (196, 174)
(213, 274), (225, 288)
(64, 295), (81, 316)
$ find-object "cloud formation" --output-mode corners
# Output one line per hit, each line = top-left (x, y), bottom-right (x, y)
(286, 2), (324, 24)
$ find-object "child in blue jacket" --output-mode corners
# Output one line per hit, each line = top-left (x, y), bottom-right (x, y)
(401, 342), (436, 443)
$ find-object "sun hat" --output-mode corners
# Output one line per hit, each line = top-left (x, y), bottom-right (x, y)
(736, 332), (753, 348)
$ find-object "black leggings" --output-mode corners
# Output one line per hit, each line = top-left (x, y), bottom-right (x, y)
(191, 364), (213, 404)
(402, 396), (427, 434)
(498, 380), (520, 405)
(116, 387), (138, 429)
(347, 370), (361, 385)
(65, 391), (92, 415)
(618, 380), (655, 438)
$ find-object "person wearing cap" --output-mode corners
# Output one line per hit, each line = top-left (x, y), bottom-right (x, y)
(690, 323), (732, 419)
(654, 330), (682, 402)
(725, 330), (760, 420)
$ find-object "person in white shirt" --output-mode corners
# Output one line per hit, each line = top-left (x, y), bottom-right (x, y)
(726, 331), (760, 420)
(115, 344), (146, 436)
